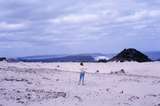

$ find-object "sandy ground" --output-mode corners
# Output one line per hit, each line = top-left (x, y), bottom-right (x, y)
(0, 62), (160, 106)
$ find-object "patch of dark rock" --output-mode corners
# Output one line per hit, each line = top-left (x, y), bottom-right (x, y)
(74, 96), (82, 102)
(42, 77), (50, 80)
(24, 69), (36, 74)
(96, 70), (100, 73)
(25, 95), (31, 100)
(25, 89), (66, 101)
(0, 88), (67, 104)
(17, 101), (25, 104)
(152, 80), (160, 84)
(56, 79), (60, 81)
(16, 97), (21, 101)
(110, 69), (126, 75)
(128, 96), (140, 101)
(3, 78), (32, 84)
(120, 91), (124, 94)
(54, 68), (63, 71)
(145, 94), (159, 98)
(16, 90), (21, 93)
(119, 78), (140, 83)
(155, 103), (160, 106)
(106, 88), (110, 92)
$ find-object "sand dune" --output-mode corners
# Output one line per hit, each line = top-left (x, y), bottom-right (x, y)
(0, 62), (160, 106)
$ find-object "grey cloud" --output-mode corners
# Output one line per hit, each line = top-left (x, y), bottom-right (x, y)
(0, 0), (160, 56)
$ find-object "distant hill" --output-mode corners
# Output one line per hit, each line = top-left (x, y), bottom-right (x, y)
(15, 53), (115, 62)
(16, 54), (95, 62)
(108, 48), (152, 62)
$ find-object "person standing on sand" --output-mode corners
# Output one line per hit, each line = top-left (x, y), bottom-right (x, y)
(78, 62), (86, 85)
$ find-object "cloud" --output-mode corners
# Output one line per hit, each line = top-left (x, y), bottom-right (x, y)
(51, 13), (99, 24)
(116, 10), (160, 23)
(116, 10), (147, 22)
(0, 22), (28, 30)
(148, 10), (160, 17)
(0, 0), (160, 56)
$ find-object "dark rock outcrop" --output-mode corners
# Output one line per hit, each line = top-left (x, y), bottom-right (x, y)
(108, 48), (152, 62)
(0, 57), (6, 61)
(98, 59), (107, 62)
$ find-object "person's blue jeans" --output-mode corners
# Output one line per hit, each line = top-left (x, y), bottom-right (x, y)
(79, 73), (85, 85)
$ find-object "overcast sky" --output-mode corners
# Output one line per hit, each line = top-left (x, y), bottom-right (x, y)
(0, 0), (160, 57)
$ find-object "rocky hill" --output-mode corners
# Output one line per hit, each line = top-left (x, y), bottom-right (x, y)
(108, 48), (152, 62)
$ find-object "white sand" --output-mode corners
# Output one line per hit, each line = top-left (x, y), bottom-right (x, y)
(0, 62), (160, 106)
